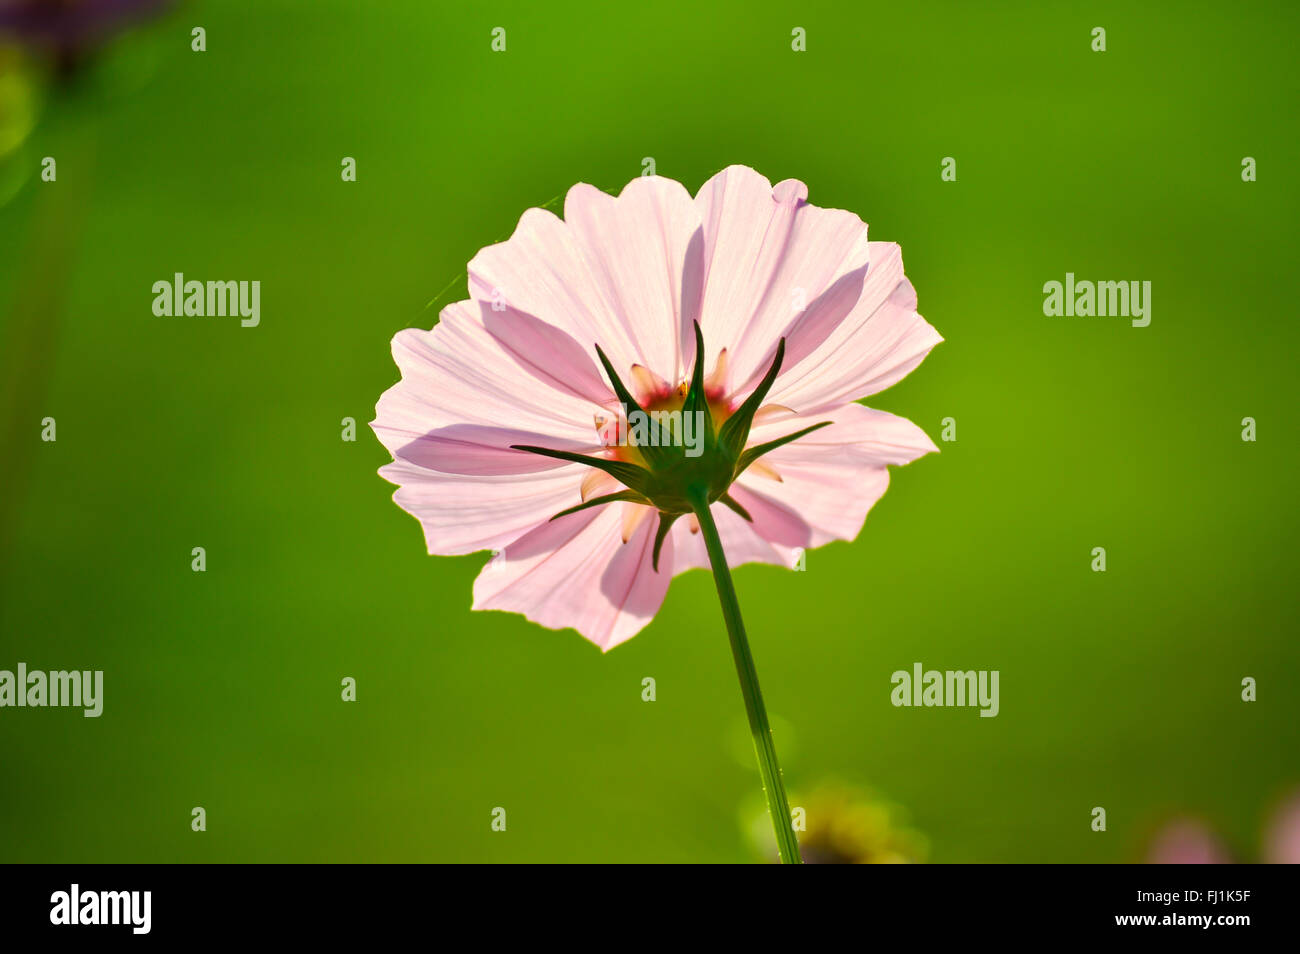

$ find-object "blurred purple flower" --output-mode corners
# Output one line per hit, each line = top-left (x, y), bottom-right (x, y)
(0, 0), (171, 75)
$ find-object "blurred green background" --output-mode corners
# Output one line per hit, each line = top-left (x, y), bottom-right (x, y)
(0, 0), (1296, 863)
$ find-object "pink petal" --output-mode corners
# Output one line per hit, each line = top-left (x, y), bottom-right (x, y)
(727, 483), (824, 548)
(694, 165), (871, 390)
(768, 243), (942, 414)
(373, 305), (596, 460)
(371, 304), (611, 556)
(669, 501), (796, 575)
(1146, 819), (1231, 864)
(729, 263), (869, 400)
(472, 505), (673, 651)
(469, 177), (703, 383)
(748, 402), (940, 469)
(380, 458), (583, 556)
(734, 403), (938, 548)
(1263, 791), (1300, 864)
(562, 176), (704, 383)
(479, 305), (611, 406)
(467, 207), (607, 355)
(388, 423), (597, 476)
(669, 403), (936, 573)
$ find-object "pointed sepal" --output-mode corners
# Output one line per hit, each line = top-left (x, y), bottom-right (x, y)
(717, 338), (786, 463)
(681, 321), (716, 448)
(651, 511), (680, 572)
(594, 343), (669, 469)
(549, 489), (649, 522)
(511, 444), (653, 496)
(734, 421), (832, 478)
(719, 492), (753, 523)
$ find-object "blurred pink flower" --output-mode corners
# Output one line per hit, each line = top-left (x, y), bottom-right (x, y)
(372, 166), (941, 649)
(1262, 792), (1300, 864)
(1146, 818), (1232, 864)
(1146, 790), (1300, 864)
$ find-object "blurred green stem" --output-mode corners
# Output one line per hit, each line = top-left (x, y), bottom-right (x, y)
(690, 488), (801, 864)
(0, 114), (96, 559)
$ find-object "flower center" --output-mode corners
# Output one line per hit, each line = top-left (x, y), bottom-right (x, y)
(511, 323), (831, 570)
(603, 377), (733, 469)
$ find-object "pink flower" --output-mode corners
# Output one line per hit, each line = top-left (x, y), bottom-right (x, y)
(1144, 791), (1300, 863)
(1146, 818), (1233, 864)
(1263, 792), (1300, 864)
(372, 166), (941, 650)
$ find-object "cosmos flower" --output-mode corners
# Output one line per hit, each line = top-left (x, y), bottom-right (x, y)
(373, 165), (941, 651)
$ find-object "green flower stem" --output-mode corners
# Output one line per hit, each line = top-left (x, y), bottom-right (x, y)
(689, 488), (802, 864)
(0, 115), (96, 559)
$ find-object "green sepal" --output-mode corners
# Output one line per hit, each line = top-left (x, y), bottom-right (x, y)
(511, 445), (653, 496)
(734, 421), (832, 478)
(593, 343), (669, 470)
(651, 511), (680, 572)
(681, 321), (716, 448)
(519, 327), (830, 561)
(717, 338), (785, 462)
(549, 489), (649, 522)
(719, 492), (753, 523)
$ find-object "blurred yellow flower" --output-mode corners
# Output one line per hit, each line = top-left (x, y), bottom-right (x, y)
(747, 781), (928, 864)
(0, 44), (36, 160)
